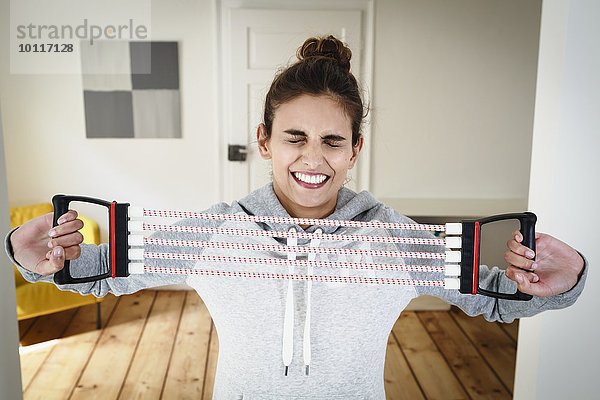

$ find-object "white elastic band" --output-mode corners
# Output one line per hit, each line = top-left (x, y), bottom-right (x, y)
(142, 252), (446, 273)
(139, 266), (448, 286)
(141, 223), (448, 246)
(142, 208), (447, 232)
(143, 238), (447, 260)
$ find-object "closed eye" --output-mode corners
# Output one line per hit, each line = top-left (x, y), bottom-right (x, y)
(284, 129), (306, 144)
(323, 135), (346, 148)
(286, 138), (305, 144)
(325, 141), (341, 148)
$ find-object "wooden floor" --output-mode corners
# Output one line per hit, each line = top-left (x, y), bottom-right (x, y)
(18, 290), (518, 400)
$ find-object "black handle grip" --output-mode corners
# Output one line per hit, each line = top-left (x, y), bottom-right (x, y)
(52, 195), (112, 285)
(478, 212), (537, 301)
(460, 212), (537, 301)
(518, 212), (537, 257)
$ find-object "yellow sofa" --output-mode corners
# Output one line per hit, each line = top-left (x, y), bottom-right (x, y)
(11, 203), (103, 327)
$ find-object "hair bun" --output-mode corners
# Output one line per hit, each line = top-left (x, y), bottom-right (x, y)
(297, 35), (352, 73)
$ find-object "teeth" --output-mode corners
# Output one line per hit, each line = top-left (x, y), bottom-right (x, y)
(294, 172), (328, 184)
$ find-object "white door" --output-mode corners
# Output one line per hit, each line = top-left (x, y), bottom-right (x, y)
(220, 6), (365, 203)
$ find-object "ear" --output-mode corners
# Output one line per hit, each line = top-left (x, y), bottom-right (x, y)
(348, 134), (364, 169)
(256, 123), (272, 160)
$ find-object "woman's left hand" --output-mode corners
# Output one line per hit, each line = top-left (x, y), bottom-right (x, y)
(504, 231), (585, 297)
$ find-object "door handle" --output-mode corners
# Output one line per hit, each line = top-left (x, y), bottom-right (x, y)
(228, 144), (248, 161)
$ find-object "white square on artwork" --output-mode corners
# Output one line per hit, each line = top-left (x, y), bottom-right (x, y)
(81, 40), (133, 91)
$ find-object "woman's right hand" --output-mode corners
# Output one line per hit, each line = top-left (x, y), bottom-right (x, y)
(10, 210), (84, 276)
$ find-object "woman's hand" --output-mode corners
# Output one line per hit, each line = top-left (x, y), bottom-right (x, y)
(10, 210), (84, 276)
(504, 230), (585, 297)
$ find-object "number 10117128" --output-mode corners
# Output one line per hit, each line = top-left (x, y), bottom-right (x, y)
(18, 43), (73, 53)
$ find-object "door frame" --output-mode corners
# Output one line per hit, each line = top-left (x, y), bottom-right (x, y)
(0, 102), (24, 398)
(216, 0), (375, 202)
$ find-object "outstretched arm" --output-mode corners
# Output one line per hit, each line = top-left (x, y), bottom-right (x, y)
(7, 209), (190, 297)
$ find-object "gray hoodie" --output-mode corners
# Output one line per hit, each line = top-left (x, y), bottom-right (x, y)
(9, 184), (586, 399)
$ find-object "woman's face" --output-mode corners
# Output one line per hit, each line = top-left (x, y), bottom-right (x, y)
(257, 94), (363, 219)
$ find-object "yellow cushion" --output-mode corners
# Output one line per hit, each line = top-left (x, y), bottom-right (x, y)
(10, 202), (103, 320)
(10, 203), (53, 228)
(16, 282), (99, 319)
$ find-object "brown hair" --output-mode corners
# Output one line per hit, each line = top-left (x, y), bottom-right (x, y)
(263, 35), (367, 146)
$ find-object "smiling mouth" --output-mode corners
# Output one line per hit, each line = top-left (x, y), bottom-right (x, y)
(291, 171), (330, 188)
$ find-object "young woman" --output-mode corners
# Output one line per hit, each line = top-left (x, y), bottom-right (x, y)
(7, 36), (586, 399)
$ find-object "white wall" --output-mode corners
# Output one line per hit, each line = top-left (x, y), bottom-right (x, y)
(0, 0), (542, 234)
(372, 0), (541, 203)
(0, 0), (220, 240)
(514, 0), (600, 398)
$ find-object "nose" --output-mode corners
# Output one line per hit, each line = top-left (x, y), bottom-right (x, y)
(301, 141), (324, 169)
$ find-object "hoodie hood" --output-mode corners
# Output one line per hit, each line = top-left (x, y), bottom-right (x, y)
(237, 183), (383, 235)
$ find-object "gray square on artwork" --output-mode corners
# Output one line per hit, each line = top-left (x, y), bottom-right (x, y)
(130, 42), (179, 89)
(84, 91), (134, 138)
(132, 89), (181, 138)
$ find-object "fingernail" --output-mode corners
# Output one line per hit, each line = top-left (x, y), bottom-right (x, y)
(48, 229), (57, 237)
(531, 262), (538, 270)
(52, 247), (63, 257)
(57, 217), (66, 224)
(526, 250), (535, 258)
(47, 241), (53, 248)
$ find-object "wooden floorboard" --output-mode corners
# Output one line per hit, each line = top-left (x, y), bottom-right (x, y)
(203, 323), (220, 400)
(450, 308), (518, 393)
(70, 291), (156, 400)
(419, 312), (510, 400)
(18, 291), (519, 399)
(384, 332), (425, 400)
(393, 312), (468, 400)
(162, 291), (213, 400)
(499, 319), (519, 343)
(24, 296), (119, 400)
(19, 308), (79, 390)
(119, 291), (186, 400)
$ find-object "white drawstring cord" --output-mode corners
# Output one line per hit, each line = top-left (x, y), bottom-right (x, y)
(303, 228), (321, 376)
(282, 228), (297, 376)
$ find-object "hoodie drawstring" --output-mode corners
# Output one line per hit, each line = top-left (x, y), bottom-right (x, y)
(282, 228), (297, 376)
(283, 227), (322, 376)
(303, 228), (321, 375)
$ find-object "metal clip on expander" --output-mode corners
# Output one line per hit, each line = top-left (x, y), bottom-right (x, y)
(52, 195), (130, 285)
(459, 212), (537, 301)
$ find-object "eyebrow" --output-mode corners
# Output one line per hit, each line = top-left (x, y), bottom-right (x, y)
(283, 129), (347, 141)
